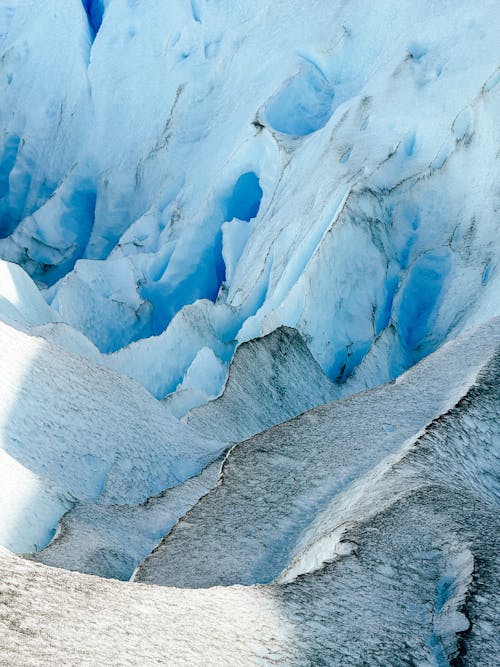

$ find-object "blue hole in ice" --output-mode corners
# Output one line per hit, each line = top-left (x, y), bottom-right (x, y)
(190, 0), (202, 23)
(223, 172), (263, 223)
(340, 146), (352, 163)
(142, 229), (228, 339)
(428, 573), (459, 667)
(435, 575), (455, 615)
(391, 202), (421, 270)
(263, 63), (335, 136)
(140, 173), (263, 341)
(82, 0), (105, 36)
(214, 228), (226, 285)
(481, 260), (492, 285)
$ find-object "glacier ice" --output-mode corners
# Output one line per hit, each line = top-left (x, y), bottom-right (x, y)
(1, 0), (498, 398)
(0, 0), (499, 664)
(28, 458), (223, 581)
(0, 318), (224, 551)
(184, 326), (339, 441)
(0, 344), (498, 665)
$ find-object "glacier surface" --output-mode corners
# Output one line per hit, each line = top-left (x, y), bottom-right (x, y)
(0, 0), (499, 664)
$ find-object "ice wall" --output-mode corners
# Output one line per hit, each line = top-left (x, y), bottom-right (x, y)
(0, 0), (498, 396)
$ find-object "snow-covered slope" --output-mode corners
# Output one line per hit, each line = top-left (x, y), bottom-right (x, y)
(135, 317), (499, 587)
(0, 319), (223, 552)
(0, 348), (498, 665)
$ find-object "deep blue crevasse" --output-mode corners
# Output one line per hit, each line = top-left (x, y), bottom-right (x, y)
(82, 0), (105, 36)
(0, 135), (21, 238)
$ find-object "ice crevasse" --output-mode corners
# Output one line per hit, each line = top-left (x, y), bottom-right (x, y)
(0, 0), (498, 405)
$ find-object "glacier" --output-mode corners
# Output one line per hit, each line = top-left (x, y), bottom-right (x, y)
(1, 0), (498, 392)
(0, 0), (499, 664)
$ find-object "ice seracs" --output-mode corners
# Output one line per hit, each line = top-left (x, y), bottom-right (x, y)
(0, 0), (498, 402)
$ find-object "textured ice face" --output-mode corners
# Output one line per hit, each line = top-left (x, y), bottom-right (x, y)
(0, 317), (225, 552)
(0, 5), (499, 661)
(134, 317), (500, 589)
(2, 322), (497, 666)
(0, 0), (498, 401)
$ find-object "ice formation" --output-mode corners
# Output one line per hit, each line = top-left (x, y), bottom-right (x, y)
(1, 0), (498, 391)
(0, 0), (498, 664)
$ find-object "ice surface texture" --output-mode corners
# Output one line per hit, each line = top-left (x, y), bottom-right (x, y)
(28, 459), (223, 581)
(184, 326), (339, 441)
(27, 326), (337, 579)
(0, 318), (224, 552)
(0, 0), (499, 664)
(135, 317), (500, 588)
(0, 0), (498, 400)
(0, 325), (498, 666)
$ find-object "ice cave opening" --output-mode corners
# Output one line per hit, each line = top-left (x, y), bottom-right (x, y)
(223, 172), (263, 223)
